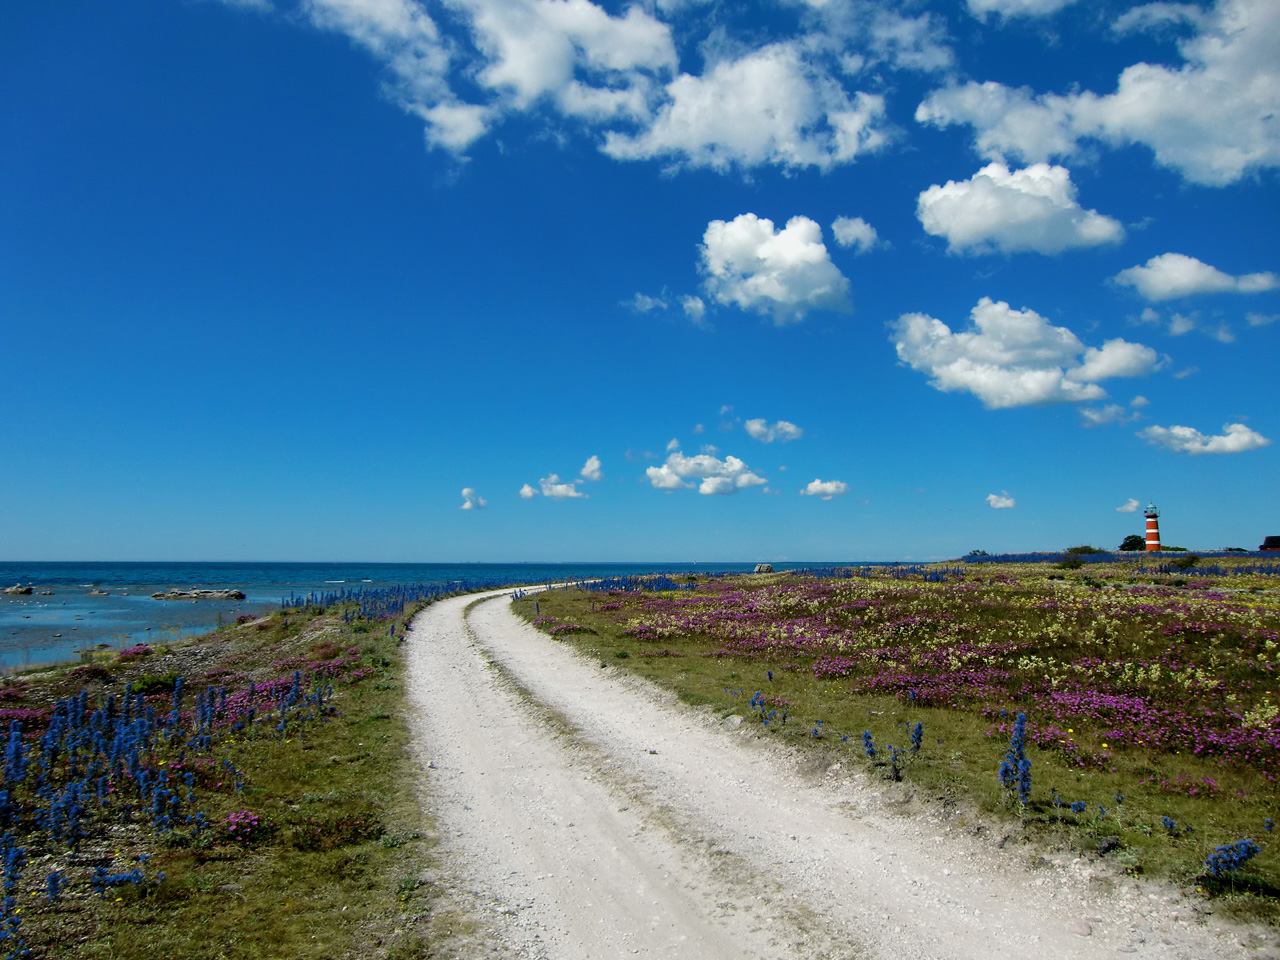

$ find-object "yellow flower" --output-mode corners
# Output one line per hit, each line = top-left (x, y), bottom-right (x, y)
(1102, 743), (1108, 748)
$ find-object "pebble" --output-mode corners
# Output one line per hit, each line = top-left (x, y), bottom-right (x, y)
(1068, 919), (1092, 937)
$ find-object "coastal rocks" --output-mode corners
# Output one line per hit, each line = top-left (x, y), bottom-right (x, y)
(2, 584), (32, 595)
(753, 563), (774, 574)
(150, 588), (246, 601)
(87, 589), (109, 596)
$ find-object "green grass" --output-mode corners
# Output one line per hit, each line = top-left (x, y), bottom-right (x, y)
(10, 601), (469, 959)
(517, 565), (1280, 922)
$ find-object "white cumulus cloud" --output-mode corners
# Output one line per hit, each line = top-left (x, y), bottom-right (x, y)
(916, 0), (1280, 186)
(602, 42), (888, 172)
(1113, 252), (1279, 301)
(1112, 3), (1207, 35)
(744, 419), (803, 443)
(1116, 498), (1141, 513)
(800, 479), (849, 500)
(627, 292), (668, 313)
(986, 491), (1016, 509)
(247, 0), (680, 156)
(967, 0), (1078, 17)
(891, 297), (1159, 409)
(1079, 404), (1136, 427)
(700, 214), (851, 325)
(460, 487), (487, 510)
(1138, 422), (1271, 455)
(460, 0), (675, 116)
(1070, 339), (1163, 382)
(645, 449), (767, 495)
(798, 0), (955, 75)
(831, 216), (880, 254)
(580, 455), (603, 481)
(538, 473), (586, 499)
(519, 483), (538, 499)
(681, 295), (707, 325)
(301, 0), (472, 149)
(916, 162), (1124, 255)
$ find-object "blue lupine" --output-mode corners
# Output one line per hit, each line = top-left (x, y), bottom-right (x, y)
(2, 841), (24, 897)
(910, 722), (923, 754)
(998, 713), (1030, 804)
(862, 731), (876, 759)
(888, 744), (903, 779)
(90, 866), (145, 898)
(1204, 839), (1261, 878)
(4, 723), (27, 784)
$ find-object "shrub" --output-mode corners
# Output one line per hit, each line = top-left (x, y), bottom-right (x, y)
(117, 644), (153, 662)
(132, 672), (181, 696)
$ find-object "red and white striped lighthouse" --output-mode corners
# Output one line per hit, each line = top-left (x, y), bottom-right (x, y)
(1144, 502), (1161, 552)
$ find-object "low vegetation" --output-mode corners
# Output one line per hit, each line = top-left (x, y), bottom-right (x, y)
(517, 557), (1280, 921)
(0, 597), (453, 959)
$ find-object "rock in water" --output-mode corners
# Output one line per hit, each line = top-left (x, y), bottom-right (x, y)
(753, 563), (774, 574)
(150, 588), (246, 601)
(1, 584), (32, 595)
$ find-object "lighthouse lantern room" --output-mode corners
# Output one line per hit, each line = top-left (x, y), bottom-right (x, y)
(1144, 503), (1162, 552)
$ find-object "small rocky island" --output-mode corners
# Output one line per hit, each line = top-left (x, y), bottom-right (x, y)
(150, 588), (246, 601)
(2, 584), (33, 595)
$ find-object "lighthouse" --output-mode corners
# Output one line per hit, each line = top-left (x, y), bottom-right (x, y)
(1144, 503), (1161, 552)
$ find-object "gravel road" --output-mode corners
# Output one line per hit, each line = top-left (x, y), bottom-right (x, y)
(405, 589), (1271, 960)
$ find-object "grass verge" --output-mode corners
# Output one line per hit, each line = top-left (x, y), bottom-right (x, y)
(516, 561), (1280, 923)
(0, 596), (473, 959)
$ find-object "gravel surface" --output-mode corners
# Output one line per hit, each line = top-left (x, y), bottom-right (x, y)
(405, 590), (1276, 960)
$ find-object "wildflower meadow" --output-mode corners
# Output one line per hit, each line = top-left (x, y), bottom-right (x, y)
(0, 583), (461, 959)
(520, 557), (1280, 918)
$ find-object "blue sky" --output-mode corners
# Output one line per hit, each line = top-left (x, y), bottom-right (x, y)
(2, 0), (1277, 562)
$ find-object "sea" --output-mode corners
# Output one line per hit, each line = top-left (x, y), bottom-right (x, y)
(0, 560), (864, 669)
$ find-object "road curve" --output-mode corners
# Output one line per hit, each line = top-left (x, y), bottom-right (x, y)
(405, 590), (1255, 960)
